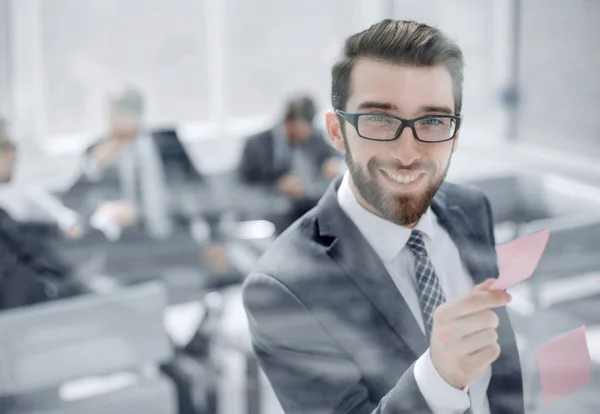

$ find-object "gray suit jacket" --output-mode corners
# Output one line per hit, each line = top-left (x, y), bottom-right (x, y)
(242, 178), (525, 414)
(238, 127), (339, 186)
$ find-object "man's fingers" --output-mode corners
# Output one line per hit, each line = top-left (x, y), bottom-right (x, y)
(473, 278), (512, 301)
(435, 309), (500, 342)
(473, 279), (496, 291)
(455, 328), (499, 356)
(463, 343), (501, 370)
(435, 290), (510, 322)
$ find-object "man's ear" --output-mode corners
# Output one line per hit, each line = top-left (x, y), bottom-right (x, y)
(325, 111), (346, 152)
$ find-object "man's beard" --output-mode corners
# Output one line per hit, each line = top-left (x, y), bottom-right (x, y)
(344, 140), (450, 226)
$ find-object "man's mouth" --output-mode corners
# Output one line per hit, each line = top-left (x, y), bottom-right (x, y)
(381, 169), (425, 185)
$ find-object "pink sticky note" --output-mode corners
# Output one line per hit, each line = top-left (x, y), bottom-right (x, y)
(489, 229), (550, 290)
(537, 325), (592, 406)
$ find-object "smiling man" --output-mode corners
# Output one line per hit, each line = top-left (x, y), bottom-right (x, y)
(243, 20), (524, 414)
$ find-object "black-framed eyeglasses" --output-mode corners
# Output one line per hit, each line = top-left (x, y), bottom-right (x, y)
(336, 110), (461, 143)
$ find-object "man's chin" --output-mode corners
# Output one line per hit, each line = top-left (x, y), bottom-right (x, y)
(387, 201), (427, 226)
(381, 181), (439, 223)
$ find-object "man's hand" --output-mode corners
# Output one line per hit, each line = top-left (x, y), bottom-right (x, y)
(91, 139), (128, 170)
(321, 157), (342, 180)
(64, 223), (84, 239)
(201, 243), (230, 273)
(57, 210), (84, 239)
(430, 279), (511, 389)
(94, 201), (138, 227)
(277, 174), (306, 199)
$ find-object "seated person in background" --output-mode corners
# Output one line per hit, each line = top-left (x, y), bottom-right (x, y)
(238, 95), (342, 228)
(64, 85), (172, 240)
(0, 117), (92, 243)
(62, 86), (231, 274)
(0, 122), (80, 310)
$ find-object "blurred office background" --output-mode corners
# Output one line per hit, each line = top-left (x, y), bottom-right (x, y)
(0, 0), (599, 413)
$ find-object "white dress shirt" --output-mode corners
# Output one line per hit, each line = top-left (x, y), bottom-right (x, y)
(337, 172), (492, 414)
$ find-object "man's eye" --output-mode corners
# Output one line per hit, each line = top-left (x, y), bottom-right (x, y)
(424, 118), (443, 126)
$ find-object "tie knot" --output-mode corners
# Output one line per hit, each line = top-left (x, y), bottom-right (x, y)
(406, 230), (426, 256)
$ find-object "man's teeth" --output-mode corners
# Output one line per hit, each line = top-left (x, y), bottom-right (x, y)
(387, 172), (421, 184)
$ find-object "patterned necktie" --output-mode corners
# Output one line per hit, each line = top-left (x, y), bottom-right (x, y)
(407, 230), (474, 414)
(406, 230), (447, 337)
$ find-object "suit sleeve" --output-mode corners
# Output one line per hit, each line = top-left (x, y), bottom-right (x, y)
(243, 272), (434, 414)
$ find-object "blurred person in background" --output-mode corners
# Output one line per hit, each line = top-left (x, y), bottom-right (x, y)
(243, 20), (524, 414)
(60, 85), (232, 277)
(0, 118), (81, 310)
(64, 85), (173, 240)
(0, 118), (87, 240)
(238, 95), (342, 231)
(2, 119), (219, 413)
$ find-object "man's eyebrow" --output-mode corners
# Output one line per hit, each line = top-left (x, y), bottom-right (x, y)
(417, 105), (454, 115)
(356, 101), (398, 111)
(355, 102), (455, 115)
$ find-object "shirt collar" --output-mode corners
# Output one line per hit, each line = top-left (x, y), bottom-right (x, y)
(337, 171), (435, 262)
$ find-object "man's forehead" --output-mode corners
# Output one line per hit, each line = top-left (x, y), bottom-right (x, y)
(346, 58), (455, 114)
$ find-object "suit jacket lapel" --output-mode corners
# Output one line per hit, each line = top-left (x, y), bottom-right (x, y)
(431, 186), (499, 286)
(316, 181), (428, 359)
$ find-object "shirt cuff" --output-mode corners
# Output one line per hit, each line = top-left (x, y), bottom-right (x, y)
(90, 212), (122, 241)
(414, 348), (471, 413)
(57, 209), (80, 232)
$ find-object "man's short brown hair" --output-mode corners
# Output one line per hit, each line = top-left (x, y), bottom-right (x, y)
(284, 95), (317, 123)
(331, 19), (464, 114)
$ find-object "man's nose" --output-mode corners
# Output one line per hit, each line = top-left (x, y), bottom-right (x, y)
(388, 126), (421, 167)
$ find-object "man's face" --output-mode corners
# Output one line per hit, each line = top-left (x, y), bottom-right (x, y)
(285, 119), (313, 144)
(110, 108), (141, 141)
(0, 145), (16, 183)
(326, 58), (460, 226)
